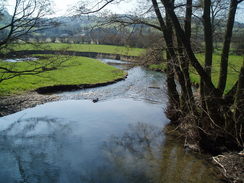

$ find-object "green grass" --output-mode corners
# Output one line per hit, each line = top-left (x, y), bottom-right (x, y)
(148, 63), (166, 71)
(192, 54), (242, 92)
(8, 43), (145, 56)
(149, 54), (243, 92)
(1, 43), (242, 95)
(0, 55), (126, 96)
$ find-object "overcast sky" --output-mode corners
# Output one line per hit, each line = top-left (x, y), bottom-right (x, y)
(5, 0), (244, 23)
(45, 0), (244, 23)
(52, 0), (138, 16)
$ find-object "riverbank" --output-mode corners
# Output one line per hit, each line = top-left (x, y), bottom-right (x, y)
(0, 74), (128, 117)
(0, 54), (130, 116)
(0, 92), (59, 117)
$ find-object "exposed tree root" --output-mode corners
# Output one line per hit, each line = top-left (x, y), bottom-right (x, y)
(212, 153), (244, 183)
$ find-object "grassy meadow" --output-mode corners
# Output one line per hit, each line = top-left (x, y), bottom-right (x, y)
(0, 55), (126, 96)
(191, 54), (243, 92)
(1, 43), (242, 95)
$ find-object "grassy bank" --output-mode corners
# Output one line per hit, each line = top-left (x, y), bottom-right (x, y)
(0, 55), (126, 96)
(149, 54), (243, 92)
(7, 43), (144, 56)
(2, 43), (242, 94)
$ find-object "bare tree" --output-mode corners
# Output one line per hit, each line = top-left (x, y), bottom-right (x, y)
(0, 0), (71, 83)
(0, 0), (52, 50)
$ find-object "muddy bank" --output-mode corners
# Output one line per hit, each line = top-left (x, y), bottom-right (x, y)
(0, 76), (127, 116)
(36, 76), (127, 94)
(1, 50), (139, 62)
(0, 92), (59, 117)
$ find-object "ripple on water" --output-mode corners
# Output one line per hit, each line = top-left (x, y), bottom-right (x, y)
(59, 66), (168, 105)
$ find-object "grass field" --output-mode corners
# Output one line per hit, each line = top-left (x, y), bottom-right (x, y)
(1, 43), (242, 94)
(149, 54), (243, 92)
(7, 43), (144, 56)
(0, 55), (126, 96)
(192, 54), (243, 92)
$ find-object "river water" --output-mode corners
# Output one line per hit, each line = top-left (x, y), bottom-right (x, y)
(0, 59), (220, 183)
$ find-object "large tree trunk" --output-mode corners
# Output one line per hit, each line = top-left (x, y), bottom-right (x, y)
(218, 0), (238, 95)
(180, 0), (196, 113)
(166, 63), (180, 106)
(165, 0), (195, 113)
(202, 0), (213, 78)
(151, 0), (179, 106)
(201, 0), (215, 114)
(165, 16), (180, 107)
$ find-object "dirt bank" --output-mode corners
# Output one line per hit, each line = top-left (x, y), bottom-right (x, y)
(0, 75), (127, 116)
(35, 76), (127, 94)
(0, 92), (59, 117)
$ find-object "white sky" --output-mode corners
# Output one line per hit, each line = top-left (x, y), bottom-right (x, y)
(4, 0), (138, 17)
(52, 0), (138, 17)
(4, 0), (244, 23)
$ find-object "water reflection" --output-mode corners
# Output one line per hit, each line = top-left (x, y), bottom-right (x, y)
(0, 99), (169, 183)
(0, 116), (72, 183)
(98, 123), (220, 183)
(0, 100), (219, 183)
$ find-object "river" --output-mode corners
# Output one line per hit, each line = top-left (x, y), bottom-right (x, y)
(0, 58), (220, 183)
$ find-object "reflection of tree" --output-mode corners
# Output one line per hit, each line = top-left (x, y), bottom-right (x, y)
(98, 122), (219, 183)
(0, 119), (220, 183)
(0, 117), (72, 183)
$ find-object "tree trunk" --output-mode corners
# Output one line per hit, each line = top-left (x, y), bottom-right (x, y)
(202, 0), (213, 78)
(201, 0), (214, 113)
(151, 0), (180, 106)
(181, 0), (196, 112)
(218, 0), (238, 95)
(184, 0), (192, 42)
